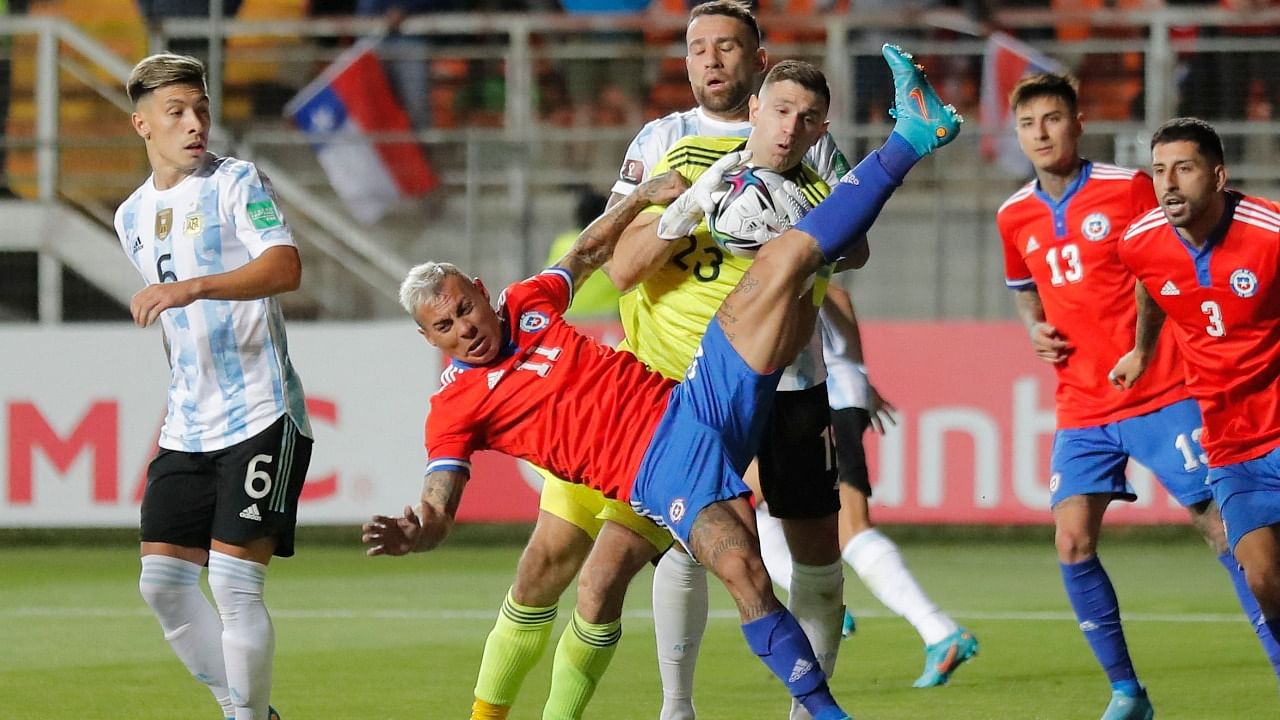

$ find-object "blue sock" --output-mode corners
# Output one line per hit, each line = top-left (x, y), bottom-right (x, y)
(793, 132), (921, 263)
(1267, 618), (1280, 659)
(1060, 556), (1137, 686)
(1219, 552), (1280, 675)
(742, 609), (844, 718)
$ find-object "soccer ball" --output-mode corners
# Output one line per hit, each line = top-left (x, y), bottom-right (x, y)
(706, 165), (797, 258)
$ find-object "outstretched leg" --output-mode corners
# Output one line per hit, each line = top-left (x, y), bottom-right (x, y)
(716, 45), (962, 375)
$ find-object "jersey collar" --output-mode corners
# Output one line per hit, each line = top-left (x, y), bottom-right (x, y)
(1173, 190), (1239, 287)
(1033, 159), (1091, 210)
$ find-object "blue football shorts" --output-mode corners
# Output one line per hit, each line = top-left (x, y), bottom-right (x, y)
(1208, 445), (1280, 552)
(630, 319), (781, 551)
(1050, 397), (1212, 509)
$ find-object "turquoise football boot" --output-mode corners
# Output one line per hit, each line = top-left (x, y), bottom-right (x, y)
(1100, 688), (1154, 720)
(881, 44), (963, 157)
(841, 608), (857, 639)
(913, 628), (979, 688)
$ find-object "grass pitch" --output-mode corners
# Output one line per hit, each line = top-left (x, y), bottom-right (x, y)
(2, 528), (1275, 719)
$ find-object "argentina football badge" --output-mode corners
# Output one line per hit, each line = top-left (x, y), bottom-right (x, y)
(183, 211), (203, 236)
(154, 207), (173, 240)
(1230, 268), (1259, 298)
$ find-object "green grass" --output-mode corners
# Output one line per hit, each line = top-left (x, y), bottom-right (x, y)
(2, 533), (1275, 719)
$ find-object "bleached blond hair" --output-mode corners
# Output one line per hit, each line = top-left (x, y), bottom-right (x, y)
(399, 261), (468, 316)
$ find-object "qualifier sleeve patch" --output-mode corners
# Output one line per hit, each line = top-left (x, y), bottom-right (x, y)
(247, 200), (283, 229)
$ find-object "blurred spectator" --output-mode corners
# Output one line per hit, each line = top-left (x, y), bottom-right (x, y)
(557, 0), (645, 130)
(0, 0), (27, 198)
(545, 187), (620, 320)
(357, 0), (454, 129)
(1052, 0), (1155, 121)
(1211, 0), (1279, 121)
(136, 0), (244, 61)
(309, 0), (357, 48)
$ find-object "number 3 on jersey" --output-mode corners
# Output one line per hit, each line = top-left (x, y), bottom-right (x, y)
(1202, 300), (1225, 337)
(1045, 244), (1083, 286)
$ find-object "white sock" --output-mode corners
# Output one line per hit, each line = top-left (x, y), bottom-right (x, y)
(208, 551), (274, 720)
(843, 529), (956, 645)
(755, 505), (793, 594)
(139, 555), (235, 718)
(651, 550), (708, 720)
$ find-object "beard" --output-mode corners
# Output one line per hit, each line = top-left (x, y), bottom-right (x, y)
(692, 79), (751, 116)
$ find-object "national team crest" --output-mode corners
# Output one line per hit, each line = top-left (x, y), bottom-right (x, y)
(519, 311), (550, 333)
(669, 498), (687, 523)
(1081, 212), (1110, 241)
(183, 212), (203, 236)
(1231, 268), (1259, 298)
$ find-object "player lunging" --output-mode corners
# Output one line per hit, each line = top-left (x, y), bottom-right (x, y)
(363, 44), (962, 720)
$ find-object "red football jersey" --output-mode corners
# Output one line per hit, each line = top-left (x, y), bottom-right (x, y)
(425, 269), (676, 500)
(1119, 192), (1280, 466)
(998, 161), (1188, 428)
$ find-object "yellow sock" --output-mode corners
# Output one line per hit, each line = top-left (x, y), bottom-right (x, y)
(473, 589), (557, 709)
(542, 611), (622, 720)
(470, 698), (510, 720)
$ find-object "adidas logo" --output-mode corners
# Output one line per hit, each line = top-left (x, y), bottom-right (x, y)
(1025, 236), (1039, 253)
(1160, 280), (1180, 296)
(788, 658), (814, 683)
(131, 236), (143, 254)
(487, 370), (505, 390)
(239, 503), (262, 522)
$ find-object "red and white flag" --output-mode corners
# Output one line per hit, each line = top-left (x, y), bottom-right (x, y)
(285, 38), (438, 224)
(980, 32), (1065, 176)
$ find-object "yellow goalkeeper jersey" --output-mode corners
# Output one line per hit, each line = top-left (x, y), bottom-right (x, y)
(619, 135), (830, 381)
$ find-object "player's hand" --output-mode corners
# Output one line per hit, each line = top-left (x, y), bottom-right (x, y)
(746, 179), (813, 245)
(866, 384), (898, 435)
(656, 149), (752, 240)
(1108, 349), (1148, 390)
(1028, 321), (1069, 363)
(638, 170), (690, 208)
(130, 281), (200, 328)
(362, 505), (423, 557)
(769, 176), (815, 226)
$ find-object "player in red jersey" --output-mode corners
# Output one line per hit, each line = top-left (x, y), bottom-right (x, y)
(361, 44), (962, 720)
(999, 75), (1278, 719)
(1111, 117), (1280, 665)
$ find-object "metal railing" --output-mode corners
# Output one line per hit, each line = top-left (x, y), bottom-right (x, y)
(7, 7), (1280, 320)
(0, 15), (407, 319)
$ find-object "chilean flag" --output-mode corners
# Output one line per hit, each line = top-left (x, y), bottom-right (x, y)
(285, 38), (438, 224)
(980, 32), (1065, 177)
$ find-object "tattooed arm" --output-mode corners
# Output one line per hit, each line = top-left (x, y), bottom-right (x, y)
(361, 469), (469, 555)
(555, 171), (688, 293)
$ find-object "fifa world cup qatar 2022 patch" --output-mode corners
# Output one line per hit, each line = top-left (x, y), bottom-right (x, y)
(620, 159), (644, 184)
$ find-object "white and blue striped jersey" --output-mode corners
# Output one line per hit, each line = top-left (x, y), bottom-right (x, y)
(114, 154), (311, 452)
(613, 106), (852, 391)
(819, 306), (869, 411)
